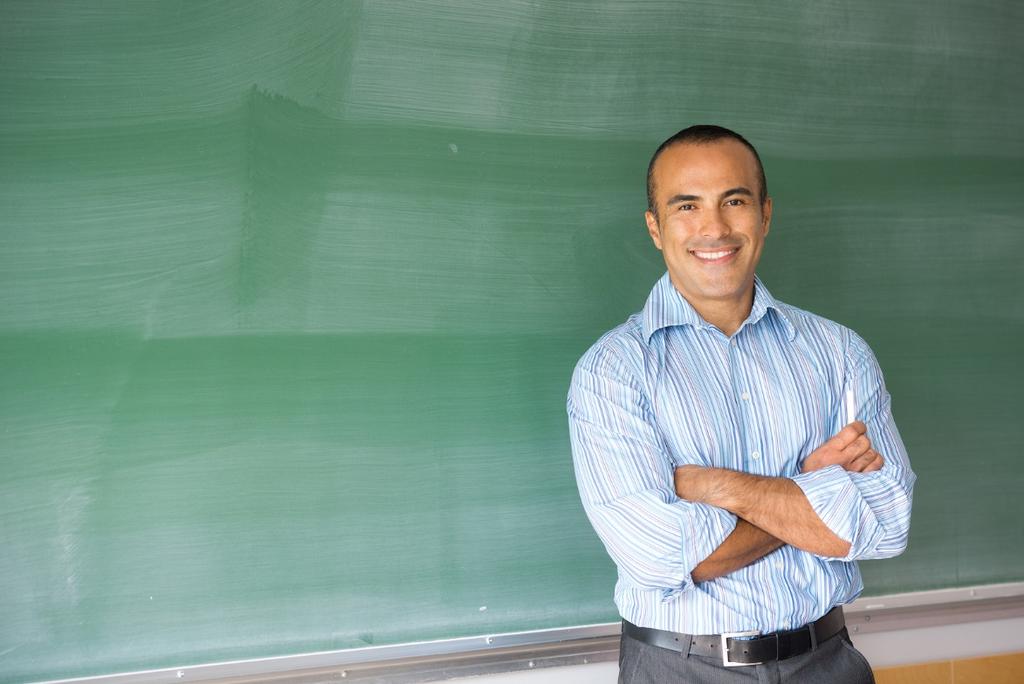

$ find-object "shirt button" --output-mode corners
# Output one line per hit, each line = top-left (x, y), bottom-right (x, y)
(730, 339), (737, 347)
(775, 561), (784, 571)
(741, 392), (750, 401)
(751, 451), (761, 460)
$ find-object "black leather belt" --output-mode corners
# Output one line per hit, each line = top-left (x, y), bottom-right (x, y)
(622, 606), (845, 667)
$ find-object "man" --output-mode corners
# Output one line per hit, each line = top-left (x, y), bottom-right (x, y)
(567, 125), (915, 683)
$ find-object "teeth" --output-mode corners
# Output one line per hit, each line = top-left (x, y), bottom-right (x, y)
(693, 249), (735, 260)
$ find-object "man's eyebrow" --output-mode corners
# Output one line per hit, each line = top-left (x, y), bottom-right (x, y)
(665, 187), (755, 206)
(666, 193), (700, 206)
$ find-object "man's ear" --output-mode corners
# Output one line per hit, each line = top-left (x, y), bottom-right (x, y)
(644, 210), (664, 251)
(761, 197), (772, 237)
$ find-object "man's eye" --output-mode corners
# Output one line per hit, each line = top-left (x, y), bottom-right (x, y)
(725, 199), (744, 206)
(679, 204), (696, 211)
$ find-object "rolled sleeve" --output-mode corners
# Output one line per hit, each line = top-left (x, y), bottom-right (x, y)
(793, 332), (916, 561)
(568, 344), (737, 597)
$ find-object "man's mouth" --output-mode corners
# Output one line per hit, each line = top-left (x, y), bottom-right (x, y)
(690, 247), (739, 263)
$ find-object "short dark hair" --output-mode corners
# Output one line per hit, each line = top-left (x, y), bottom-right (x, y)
(646, 125), (768, 216)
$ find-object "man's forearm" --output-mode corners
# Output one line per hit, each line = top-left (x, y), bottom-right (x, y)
(691, 519), (784, 583)
(677, 467), (851, 558)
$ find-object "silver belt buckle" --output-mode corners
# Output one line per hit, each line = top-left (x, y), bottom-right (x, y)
(721, 630), (761, 667)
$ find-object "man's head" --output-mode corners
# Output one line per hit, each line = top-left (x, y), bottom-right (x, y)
(643, 125), (772, 325)
(646, 125), (768, 219)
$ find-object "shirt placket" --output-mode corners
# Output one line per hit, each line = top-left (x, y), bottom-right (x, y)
(728, 333), (764, 474)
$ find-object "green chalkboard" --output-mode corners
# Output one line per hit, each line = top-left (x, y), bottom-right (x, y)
(2, 2), (1022, 682)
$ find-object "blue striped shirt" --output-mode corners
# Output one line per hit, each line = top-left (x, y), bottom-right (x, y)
(567, 273), (915, 634)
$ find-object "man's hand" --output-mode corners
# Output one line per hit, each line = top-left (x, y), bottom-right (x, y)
(801, 421), (884, 474)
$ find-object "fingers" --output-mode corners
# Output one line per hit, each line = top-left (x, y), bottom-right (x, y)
(804, 422), (875, 474)
(841, 434), (872, 460)
(831, 421), (867, 449)
(849, 449), (884, 473)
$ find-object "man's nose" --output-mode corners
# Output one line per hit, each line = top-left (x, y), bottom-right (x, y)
(700, 207), (731, 239)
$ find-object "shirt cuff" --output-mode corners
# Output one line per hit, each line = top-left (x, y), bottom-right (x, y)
(662, 503), (737, 601)
(791, 465), (884, 561)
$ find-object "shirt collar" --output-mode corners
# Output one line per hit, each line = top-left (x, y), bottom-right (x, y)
(641, 272), (796, 343)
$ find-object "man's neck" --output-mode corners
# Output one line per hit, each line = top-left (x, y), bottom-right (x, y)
(675, 283), (756, 338)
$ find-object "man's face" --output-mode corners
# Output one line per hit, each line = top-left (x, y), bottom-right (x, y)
(644, 139), (772, 315)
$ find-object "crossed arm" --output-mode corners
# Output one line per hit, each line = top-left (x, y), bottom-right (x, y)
(569, 335), (915, 593)
(685, 421), (882, 581)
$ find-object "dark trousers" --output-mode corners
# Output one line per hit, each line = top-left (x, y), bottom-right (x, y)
(618, 627), (875, 683)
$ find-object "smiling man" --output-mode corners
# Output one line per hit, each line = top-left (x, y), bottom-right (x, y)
(567, 125), (915, 683)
